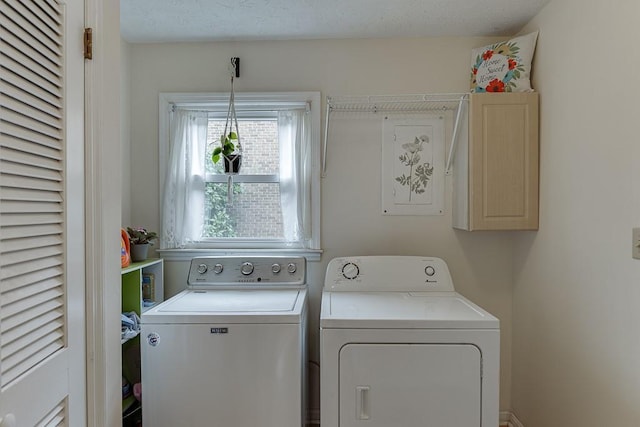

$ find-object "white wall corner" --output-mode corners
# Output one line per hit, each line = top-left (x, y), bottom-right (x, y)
(500, 411), (525, 427)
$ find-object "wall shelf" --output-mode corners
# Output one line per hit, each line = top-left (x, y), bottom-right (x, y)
(326, 93), (467, 113)
(323, 93), (468, 176)
(121, 258), (164, 425)
(122, 258), (164, 315)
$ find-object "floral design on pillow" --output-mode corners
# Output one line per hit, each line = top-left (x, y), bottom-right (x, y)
(470, 32), (538, 93)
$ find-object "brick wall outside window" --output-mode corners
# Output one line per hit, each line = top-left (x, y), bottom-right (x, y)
(206, 119), (284, 238)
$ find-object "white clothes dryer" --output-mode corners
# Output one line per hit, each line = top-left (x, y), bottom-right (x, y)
(320, 256), (499, 427)
(142, 256), (307, 427)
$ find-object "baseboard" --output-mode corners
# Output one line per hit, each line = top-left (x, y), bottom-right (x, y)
(500, 411), (524, 427)
(309, 411), (520, 427)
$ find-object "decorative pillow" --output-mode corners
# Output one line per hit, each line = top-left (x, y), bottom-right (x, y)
(470, 31), (538, 93)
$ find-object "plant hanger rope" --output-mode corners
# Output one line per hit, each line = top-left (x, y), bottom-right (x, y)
(223, 70), (242, 160)
(225, 58), (242, 204)
(210, 57), (243, 204)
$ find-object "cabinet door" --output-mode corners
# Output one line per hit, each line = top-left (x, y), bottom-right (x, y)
(469, 93), (539, 230)
(339, 344), (481, 427)
(0, 0), (86, 425)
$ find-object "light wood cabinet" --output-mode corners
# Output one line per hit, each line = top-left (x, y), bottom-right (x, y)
(453, 92), (539, 231)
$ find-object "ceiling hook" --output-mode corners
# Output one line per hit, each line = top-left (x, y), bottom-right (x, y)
(229, 57), (240, 78)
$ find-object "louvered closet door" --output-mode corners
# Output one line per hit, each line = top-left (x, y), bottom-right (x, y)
(0, 0), (85, 425)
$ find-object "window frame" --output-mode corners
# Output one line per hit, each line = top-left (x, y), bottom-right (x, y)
(158, 92), (322, 260)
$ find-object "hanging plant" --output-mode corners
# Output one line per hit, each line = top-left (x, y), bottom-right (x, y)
(213, 131), (242, 174)
(212, 58), (242, 175)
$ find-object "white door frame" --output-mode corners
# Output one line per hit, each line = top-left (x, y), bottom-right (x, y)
(84, 0), (122, 425)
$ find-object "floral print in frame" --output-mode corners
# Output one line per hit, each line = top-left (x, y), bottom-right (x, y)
(381, 117), (444, 216)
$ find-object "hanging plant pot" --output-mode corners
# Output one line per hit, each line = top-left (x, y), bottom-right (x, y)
(223, 154), (242, 174)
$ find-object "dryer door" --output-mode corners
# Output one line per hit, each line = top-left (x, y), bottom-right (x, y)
(339, 343), (481, 427)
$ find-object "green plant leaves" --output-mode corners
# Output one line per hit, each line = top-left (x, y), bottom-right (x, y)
(212, 146), (222, 164)
(211, 136), (237, 164)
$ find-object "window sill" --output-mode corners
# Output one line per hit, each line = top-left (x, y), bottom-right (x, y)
(157, 248), (323, 262)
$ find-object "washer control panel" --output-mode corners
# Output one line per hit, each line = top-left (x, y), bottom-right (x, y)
(188, 256), (306, 287)
(325, 256), (454, 292)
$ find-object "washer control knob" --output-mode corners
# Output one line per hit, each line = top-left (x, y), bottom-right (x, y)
(213, 263), (224, 274)
(271, 263), (281, 274)
(197, 263), (208, 274)
(342, 262), (360, 280)
(287, 263), (297, 274)
(241, 262), (254, 275)
(425, 266), (436, 277)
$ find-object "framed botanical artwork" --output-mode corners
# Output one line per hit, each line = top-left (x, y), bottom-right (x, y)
(381, 116), (444, 215)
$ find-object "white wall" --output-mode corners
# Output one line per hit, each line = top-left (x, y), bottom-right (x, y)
(121, 39), (132, 226)
(512, 1), (640, 425)
(128, 37), (516, 412)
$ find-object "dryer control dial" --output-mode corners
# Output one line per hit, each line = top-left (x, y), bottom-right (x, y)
(213, 263), (224, 274)
(241, 262), (254, 275)
(341, 262), (360, 280)
(287, 263), (297, 274)
(271, 263), (281, 274)
(425, 266), (436, 277)
(197, 263), (208, 274)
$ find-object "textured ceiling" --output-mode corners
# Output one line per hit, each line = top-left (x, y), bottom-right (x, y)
(121, 0), (550, 43)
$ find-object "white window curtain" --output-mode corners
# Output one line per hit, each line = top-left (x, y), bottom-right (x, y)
(278, 110), (311, 247)
(161, 110), (208, 248)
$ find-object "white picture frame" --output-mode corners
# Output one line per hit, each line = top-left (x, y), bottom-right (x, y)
(381, 116), (445, 215)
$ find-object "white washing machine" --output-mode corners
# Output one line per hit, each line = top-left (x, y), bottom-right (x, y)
(320, 256), (499, 427)
(141, 256), (307, 427)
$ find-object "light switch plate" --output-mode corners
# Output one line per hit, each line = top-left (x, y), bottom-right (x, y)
(633, 228), (640, 259)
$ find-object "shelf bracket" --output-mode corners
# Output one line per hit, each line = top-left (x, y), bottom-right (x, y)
(445, 94), (468, 175)
(322, 98), (331, 177)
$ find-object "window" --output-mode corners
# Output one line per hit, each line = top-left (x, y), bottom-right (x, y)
(204, 114), (281, 239)
(159, 92), (321, 253)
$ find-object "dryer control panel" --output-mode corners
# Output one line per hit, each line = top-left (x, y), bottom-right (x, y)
(325, 256), (454, 292)
(188, 256), (306, 288)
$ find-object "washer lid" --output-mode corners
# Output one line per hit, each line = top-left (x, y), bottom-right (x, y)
(320, 291), (498, 329)
(142, 289), (306, 324)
